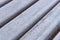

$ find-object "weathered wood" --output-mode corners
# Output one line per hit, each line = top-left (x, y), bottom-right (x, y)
(0, 0), (59, 40)
(53, 32), (60, 40)
(20, 3), (60, 40)
(0, 0), (36, 26)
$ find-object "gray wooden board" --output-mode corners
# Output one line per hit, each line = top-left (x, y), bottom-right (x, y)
(20, 3), (60, 40)
(0, 0), (59, 40)
(0, 0), (36, 26)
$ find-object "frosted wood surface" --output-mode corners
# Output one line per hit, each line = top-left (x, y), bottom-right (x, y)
(0, 0), (59, 40)
(0, 0), (11, 6)
(20, 3), (60, 40)
(53, 32), (60, 40)
(0, 0), (35, 26)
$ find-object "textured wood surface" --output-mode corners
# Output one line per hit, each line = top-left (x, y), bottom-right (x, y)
(0, 0), (60, 40)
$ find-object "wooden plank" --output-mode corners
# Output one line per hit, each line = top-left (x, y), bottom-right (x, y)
(37, 16), (60, 40)
(53, 32), (60, 40)
(0, 0), (12, 7)
(20, 3), (60, 40)
(0, 0), (36, 26)
(0, 0), (59, 40)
